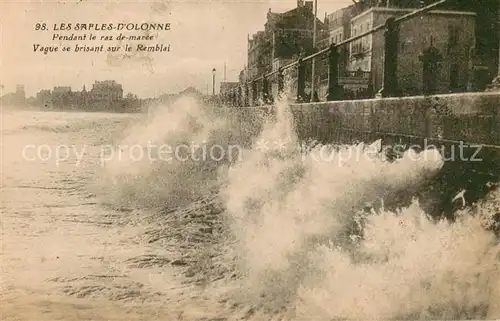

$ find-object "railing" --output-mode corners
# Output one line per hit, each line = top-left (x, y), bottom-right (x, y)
(283, 0), (447, 75)
(315, 37), (331, 50)
(222, 0), (450, 106)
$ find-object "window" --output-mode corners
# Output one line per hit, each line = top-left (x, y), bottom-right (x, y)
(449, 63), (460, 92)
(447, 25), (459, 54)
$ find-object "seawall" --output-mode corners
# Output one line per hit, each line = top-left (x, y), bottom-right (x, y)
(289, 92), (500, 147)
(218, 92), (500, 219)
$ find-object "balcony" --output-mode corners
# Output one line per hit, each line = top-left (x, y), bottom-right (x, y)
(350, 43), (371, 61)
(338, 69), (371, 88)
(341, 70), (370, 80)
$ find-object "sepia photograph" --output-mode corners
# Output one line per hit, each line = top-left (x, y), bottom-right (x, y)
(1, 0), (500, 320)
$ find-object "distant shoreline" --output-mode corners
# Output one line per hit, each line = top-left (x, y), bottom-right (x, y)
(0, 105), (146, 114)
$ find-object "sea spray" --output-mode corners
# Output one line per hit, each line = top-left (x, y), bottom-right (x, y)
(220, 95), (500, 319)
(294, 198), (497, 318)
(92, 89), (500, 320)
(96, 96), (261, 209)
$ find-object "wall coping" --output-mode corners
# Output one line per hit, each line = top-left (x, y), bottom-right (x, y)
(289, 92), (500, 108)
(216, 92), (500, 109)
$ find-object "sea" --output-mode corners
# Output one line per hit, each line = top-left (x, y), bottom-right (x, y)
(1, 97), (499, 321)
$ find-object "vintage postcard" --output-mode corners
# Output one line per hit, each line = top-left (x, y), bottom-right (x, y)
(1, 0), (500, 320)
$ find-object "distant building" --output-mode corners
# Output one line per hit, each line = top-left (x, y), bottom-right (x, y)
(315, 4), (365, 98)
(16, 85), (26, 103)
(51, 86), (72, 108)
(242, 0), (326, 104)
(80, 85), (89, 106)
(36, 89), (52, 107)
(90, 80), (123, 105)
(317, 0), (378, 50)
(247, 1), (326, 79)
(248, 31), (269, 80)
(322, 4), (363, 48)
(53, 86), (71, 93)
(26, 96), (36, 106)
(0, 84), (27, 106)
(31, 80), (133, 111)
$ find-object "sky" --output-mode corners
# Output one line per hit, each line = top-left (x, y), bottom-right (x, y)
(0, 0), (352, 98)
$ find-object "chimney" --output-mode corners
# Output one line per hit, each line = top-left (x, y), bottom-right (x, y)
(297, 0), (304, 7)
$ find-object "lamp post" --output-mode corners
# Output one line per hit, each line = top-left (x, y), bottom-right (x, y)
(212, 68), (216, 96)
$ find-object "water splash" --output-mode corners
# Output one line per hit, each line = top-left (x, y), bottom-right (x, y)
(219, 96), (500, 320)
(96, 96), (258, 209)
(95, 93), (500, 320)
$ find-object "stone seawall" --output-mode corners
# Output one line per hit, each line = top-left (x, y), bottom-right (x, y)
(217, 92), (500, 218)
(288, 92), (500, 147)
(218, 92), (500, 149)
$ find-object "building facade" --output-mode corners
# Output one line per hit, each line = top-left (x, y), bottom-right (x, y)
(15, 85), (26, 103)
(235, 0), (494, 103)
(248, 31), (270, 79)
(0, 84), (26, 106)
(348, 7), (476, 96)
(246, 0), (325, 82)
(36, 89), (52, 107)
(51, 86), (72, 108)
(441, 0), (499, 90)
(313, 3), (370, 99)
(90, 80), (123, 103)
(33, 80), (129, 110)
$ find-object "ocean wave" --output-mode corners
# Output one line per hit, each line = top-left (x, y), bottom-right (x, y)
(96, 94), (500, 320)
